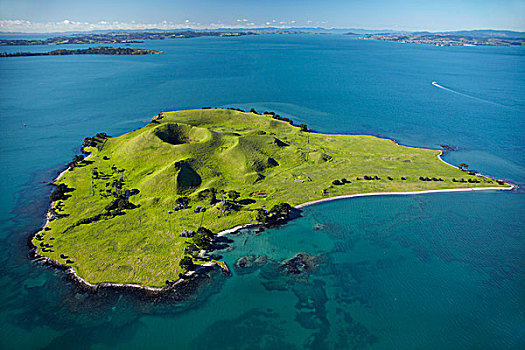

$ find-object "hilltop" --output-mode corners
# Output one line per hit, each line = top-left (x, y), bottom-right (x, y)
(32, 108), (510, 288)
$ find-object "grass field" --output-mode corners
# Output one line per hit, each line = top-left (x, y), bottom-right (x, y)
(34, 108), (510, 287)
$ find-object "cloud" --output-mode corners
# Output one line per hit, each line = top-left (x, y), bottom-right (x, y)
(0, 19), (303, 33)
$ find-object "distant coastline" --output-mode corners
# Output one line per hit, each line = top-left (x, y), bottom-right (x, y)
(0, 31), (256, 46)
(1, 46), (162, 57)
(359, 33), (525, 47)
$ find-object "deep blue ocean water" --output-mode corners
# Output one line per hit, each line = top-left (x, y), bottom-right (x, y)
(0, 35), (523, 349)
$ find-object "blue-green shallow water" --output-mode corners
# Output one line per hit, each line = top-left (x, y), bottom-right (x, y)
(0, 35), (523, 349)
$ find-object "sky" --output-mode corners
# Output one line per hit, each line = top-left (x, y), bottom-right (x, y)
(0, 0), (523, 33)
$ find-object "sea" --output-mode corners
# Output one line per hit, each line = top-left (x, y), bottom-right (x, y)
(0, 34), (523, 349)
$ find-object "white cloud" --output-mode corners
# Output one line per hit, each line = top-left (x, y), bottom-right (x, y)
(0, 18), (303, 33)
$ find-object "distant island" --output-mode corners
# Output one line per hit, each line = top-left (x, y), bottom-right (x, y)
(1, 46), (162, 57)
(31, 108), (511, 291)
(0, 31), (256, 46)
(360, 30), (525, 46)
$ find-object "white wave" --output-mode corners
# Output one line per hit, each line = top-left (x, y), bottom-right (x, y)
(431, 81), (508, 108)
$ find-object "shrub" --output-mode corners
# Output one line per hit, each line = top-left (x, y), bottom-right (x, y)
(179, 256), (194, 270)
(176, 196), (190, 208)
(298, 124), (308, 132)
(227, 190), (240, 202)
(50, 183), (73, 201)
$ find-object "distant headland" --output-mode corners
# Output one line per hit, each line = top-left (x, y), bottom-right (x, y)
(358, 30), (525, 46)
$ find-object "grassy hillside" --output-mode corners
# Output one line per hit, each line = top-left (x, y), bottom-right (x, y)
(34, 108), (510, 287)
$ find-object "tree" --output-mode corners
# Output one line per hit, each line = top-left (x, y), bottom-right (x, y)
(50, 183), (72, 201)
(193, 226), (214, 250)
(272, 203), (291, 218)
(176, 196), (190, 208)
(227, 190), (240, 202)
(179, 256), (193, 270)
(257, 203), (292, 227)
(459, 163), (469, 170)
(197, 226), (214, 239)
(255, 209), (268, 225)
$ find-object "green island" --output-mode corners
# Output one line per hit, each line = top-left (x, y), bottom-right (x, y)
(33, 108), (511, 288)
(1, 47), (162, 58)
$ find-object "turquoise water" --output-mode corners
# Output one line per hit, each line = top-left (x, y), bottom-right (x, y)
(0, 35), (523, 349)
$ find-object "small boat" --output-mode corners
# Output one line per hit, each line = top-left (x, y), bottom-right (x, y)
(432, 81), (438, 86)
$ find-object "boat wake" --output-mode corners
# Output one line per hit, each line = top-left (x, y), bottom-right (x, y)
(431, 81), (507, 108)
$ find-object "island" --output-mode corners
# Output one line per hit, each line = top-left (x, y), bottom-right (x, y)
(359, 31), (525, 46)
(0, 31), (256, 46)
(31, 108), (512, 290)
(1, 47), (162, 57)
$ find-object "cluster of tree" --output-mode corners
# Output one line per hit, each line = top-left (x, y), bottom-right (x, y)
(193, 205), (206, 213)
(179, 256), (194, 271)
(332, 178), (351, 185)
(357, 175), (380, 180)
(67, 154), (85, 169)
(175, 196), (190, 208)
(255, 203), (292, 227)
(196, 188), (218, 204)
(214, 190), (245, 216)
(104, 196), (137, 213)
(452, 178), (481, 183)
(50, 183), (74, 201)
(82, 132), (109, 152)
(223, 107), (309, 132)
(227, 190), (240, 202)
(192, 227), (215, 250)
(49, 208), (68, 220)
(419, 177), (444, 182)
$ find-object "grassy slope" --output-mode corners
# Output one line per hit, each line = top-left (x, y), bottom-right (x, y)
(35, 109), (510, 287)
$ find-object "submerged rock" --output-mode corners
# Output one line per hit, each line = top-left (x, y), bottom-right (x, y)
(234, 254), (268, 275)
(280, 253), (319, 276)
